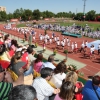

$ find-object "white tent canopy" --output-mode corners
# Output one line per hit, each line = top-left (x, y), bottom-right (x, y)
(87, 40), (100, 50)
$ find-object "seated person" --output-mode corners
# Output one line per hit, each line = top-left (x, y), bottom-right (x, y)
(42, 55), (56, 70)
(54, 81), (75, 100)
(0, 65), (24, 100)
(33, 53), (43, 73)
(49, 61), (66, 88)
(82, 75), (100, 100)
(8, 85), (37, 100)
(32, 67), (60, 100)
(64, 71), (84, 100)
(0, 41), (11, 62)
(10, 51), (31, 77)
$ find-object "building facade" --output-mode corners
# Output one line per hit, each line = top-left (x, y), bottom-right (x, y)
(0, 6), (6, 12)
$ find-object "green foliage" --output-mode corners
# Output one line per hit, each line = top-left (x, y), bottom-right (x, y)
(33, 9), (41, 20)
(68, 64), (77, 71)
(53, 49), (57, 55)
(86, 10), (96, 21)
(0, 11), (7, 21)
(64, 50), (68, 54)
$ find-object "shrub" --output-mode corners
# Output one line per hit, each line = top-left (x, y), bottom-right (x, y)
(64, 50), (68, 54)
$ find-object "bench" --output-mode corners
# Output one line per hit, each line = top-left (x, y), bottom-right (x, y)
(62, 32), (82, 38)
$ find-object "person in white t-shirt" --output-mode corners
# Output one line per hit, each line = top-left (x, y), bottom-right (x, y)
(74, 42), (78, 53)
(71, 42), (74, 53)
(50, 61), (67, 88)
(90, 45), (96, 59)
(98, 44), (100, 55)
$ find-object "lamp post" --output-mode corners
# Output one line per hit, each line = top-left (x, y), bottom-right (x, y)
(83, 0), (87, 21)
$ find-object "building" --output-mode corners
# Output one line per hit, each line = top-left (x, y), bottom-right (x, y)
(0, 6), (6, 12)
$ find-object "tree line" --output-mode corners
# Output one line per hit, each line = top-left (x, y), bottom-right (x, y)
(0, 8), (100, 21)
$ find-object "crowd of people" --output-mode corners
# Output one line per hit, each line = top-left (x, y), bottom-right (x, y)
(32, 23), (100, 39)
(0, 25), (100, 100)
(4, 24), (100, 61)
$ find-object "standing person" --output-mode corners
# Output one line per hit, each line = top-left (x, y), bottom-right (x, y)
(56, 40), (60, 49)
(33, 34), (35, 42)
(71, 42), (74, 53)
(90, 45), (96, 59)
(74, 42), (78, 53)
(67, 41), (70, 51)
(52, 32), (55, 39)
(98, 44), (100, 55)
(85, 40), (88, 48)
(24, 32), (27, 41)
(28, 33), (32, 46)
(43, 41), (46, 51)
(82, 75), (100, 100)
(80, 42), (85, 53)
(32, 68), (60, 100)
(49, 38), (52, 44)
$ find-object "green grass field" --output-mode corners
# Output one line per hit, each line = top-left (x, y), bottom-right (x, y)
(16, 20), (100, 31)
(59, 21), (100, 31)
(17, 23), (26, 28)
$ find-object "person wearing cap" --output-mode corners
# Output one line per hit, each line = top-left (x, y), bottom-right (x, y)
(82, 75), (100, 100)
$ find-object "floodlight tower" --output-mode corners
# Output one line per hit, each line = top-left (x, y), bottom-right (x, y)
(83, 0), (87, 21)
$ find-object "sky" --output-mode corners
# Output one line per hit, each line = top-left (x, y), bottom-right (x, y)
(0, 0), (100, 14)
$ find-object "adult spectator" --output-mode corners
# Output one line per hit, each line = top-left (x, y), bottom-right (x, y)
(8, 85), (37, 100)
(32, 67), (60, 100)
(0, 41), (11, 62)
(54, 81), (75, 100)
(11, 51), (32, 77)
(64, 71), (83, 100)
(27, 46), (36, 65)
(33, 53), (43, 73)
(23, 46), (36, 76)
(42, 55), (56, 70)
(0, 65), (24, 100)
(49, 61), (66, 88)
(82, 75), (100, 100)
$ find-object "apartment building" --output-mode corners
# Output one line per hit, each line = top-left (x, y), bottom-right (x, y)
(0, 6), (6, 12)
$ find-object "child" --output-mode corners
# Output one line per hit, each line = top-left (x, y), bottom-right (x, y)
(43, 41), (46, 51)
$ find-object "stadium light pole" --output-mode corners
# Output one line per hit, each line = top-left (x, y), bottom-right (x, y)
(83, 0), (87, 21)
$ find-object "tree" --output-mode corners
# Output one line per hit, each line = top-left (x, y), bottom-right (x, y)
(0, 11), (7, 21)
(13, 9), (21, 19)
(74, 13), (84, 21)
(33, 9), (41, 20)
(7, 13), (13, 20)
(22, 9), (32, 21)
(86, 10), (96, 21)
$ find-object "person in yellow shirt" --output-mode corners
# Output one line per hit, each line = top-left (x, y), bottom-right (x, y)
(0, 41), (11, 62)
